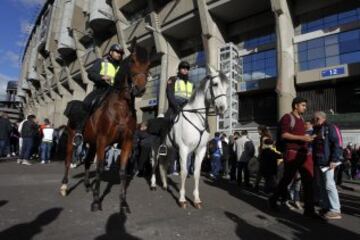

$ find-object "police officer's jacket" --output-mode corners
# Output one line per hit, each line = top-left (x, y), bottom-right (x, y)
(166, 73), (194, 110)
(87, 56), (120, 89)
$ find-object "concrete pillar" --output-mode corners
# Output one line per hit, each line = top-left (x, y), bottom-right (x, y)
(148, 2), (180, 115)
(271, 0), (296, 119)
(196, 0), (226, 134)
(72, 29), (93, 94)
(111, 0), (130, 56)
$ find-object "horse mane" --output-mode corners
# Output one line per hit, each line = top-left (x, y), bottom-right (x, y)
(189, 70), (228, 103)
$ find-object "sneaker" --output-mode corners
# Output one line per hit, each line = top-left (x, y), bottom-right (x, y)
(41, 160), (45, 164)
(294, 201), (303, 210)
(6, 154), (11, 158)
(21, 160), (32, 166)
(158, 144), (167, 156)
(70, 163), (77, 169)
(17, 159), (23, 164)
(73, 133), (83, 146)
(285, 200), (296, 211)
(323, 211), (342, 220)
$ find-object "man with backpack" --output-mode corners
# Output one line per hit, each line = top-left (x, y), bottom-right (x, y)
(234, 130), (254, 187)
(313, 111), (343, 220)
(269, 97), (316, 217)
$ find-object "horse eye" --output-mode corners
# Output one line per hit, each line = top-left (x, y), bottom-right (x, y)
(213, 83), (218, 87)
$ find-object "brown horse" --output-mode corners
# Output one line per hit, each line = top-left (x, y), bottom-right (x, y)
(60, 45), (150, 213)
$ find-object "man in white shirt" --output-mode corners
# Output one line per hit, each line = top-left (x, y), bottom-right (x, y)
(40, 119), (54, 164)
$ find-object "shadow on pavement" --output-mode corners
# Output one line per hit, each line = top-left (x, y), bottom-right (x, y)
(225, 211), (286, 240)
(0, 207), (63, 240)
(205, 179), (360, 240)
(0, 200), (8, 208)
(94, 212), (142, 240)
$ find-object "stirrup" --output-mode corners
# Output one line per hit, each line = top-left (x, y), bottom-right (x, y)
(73, 133), (83, 146)
(158, 144), (168, 156)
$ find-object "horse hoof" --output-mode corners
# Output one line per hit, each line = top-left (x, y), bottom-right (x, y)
(91, 202), (102, 212)
(60, 184), (67, 197)
(150, 186), (157, 191)
(179, 201), (187, 209)
(194, 202), (202, 209)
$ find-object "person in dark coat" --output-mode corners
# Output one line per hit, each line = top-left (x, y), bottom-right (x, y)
(18, 115), (38, 165)
(259, 139), (282, 193)
(0, 112), (12, 157)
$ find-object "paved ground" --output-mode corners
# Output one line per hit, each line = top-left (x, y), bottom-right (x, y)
(0, 160), (359, 240)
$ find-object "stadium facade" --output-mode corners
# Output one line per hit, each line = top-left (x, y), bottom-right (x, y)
(18, 0), (360, 144)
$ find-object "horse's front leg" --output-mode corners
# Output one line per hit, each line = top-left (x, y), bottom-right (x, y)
(91, 140), (105, 211)
(84, 146), (95, 193)
(119, 136), (132, 214)
(178, 147), (189, 208)
(193, 147), (207, 209)
(60, 128), (74, 197)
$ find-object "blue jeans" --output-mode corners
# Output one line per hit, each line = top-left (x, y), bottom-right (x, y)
(317, 167), (341, 213)
(40, 142), (52, 162)
(211, 154), (222, 177)
(20, 137), (33, 160)
(0, 139), (6, 156)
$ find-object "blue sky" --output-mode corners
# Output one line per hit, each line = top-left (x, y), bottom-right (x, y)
(0, 0), (45, 97)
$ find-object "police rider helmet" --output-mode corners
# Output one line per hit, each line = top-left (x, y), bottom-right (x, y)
(109, 43), (124, 54)
(178, 61), (190, 70)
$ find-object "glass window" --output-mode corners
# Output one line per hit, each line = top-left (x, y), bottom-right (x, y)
(240, 49), (277, 81)
(325, 45), (340, 57)
(301, 8), (360, 34)
(307, 48), (325, 60)
(298, 51), (307, 62)
(308, 59), (325, 69)
(340, 51), (360, 64)
(324, 35), (338, 46)
(339, 30), (359, 41)
(339, 39), (360, 54)
(307, 38), (324, 49)
(298, 42), (307, 51)
(299, 61), (308, 71)
(326, 56), (340, 66)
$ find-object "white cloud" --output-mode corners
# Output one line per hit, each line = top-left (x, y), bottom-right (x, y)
(2, 51), (21, 68)
(20, 20), (34, 35)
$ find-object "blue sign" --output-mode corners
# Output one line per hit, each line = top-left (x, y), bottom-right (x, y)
(321, 67), (345, 78)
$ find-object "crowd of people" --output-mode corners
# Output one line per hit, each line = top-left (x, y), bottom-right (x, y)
(0, 113), (65, 166)
(130, 96), (360, 221)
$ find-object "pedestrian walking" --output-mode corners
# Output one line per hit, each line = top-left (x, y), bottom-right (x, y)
(40, 119), (54, 164)
(269, 97), (316, 218)
(18, 115), (38, 165)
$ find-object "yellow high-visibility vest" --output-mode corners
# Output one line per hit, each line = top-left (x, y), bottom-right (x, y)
(100, 60), (120, 85)
(174, 79), (193, 99)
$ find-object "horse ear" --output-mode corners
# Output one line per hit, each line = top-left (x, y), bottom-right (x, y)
(130, 37), (137, 53)
(207, 65), (217, 75)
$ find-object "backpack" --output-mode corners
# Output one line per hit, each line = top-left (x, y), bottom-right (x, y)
(208, 139), (218, 154)
(275, 113), (296, 153)
(244, 140), (255, 158)
(324, 123), (344, 161)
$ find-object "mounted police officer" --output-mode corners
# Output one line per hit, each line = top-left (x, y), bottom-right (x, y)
(158, 60), (194, 155)
(72, 43), (124, 146)
(166, 61), (194, 118)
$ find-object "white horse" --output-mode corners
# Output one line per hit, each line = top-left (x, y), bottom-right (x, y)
(150, 66), (229, 209)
